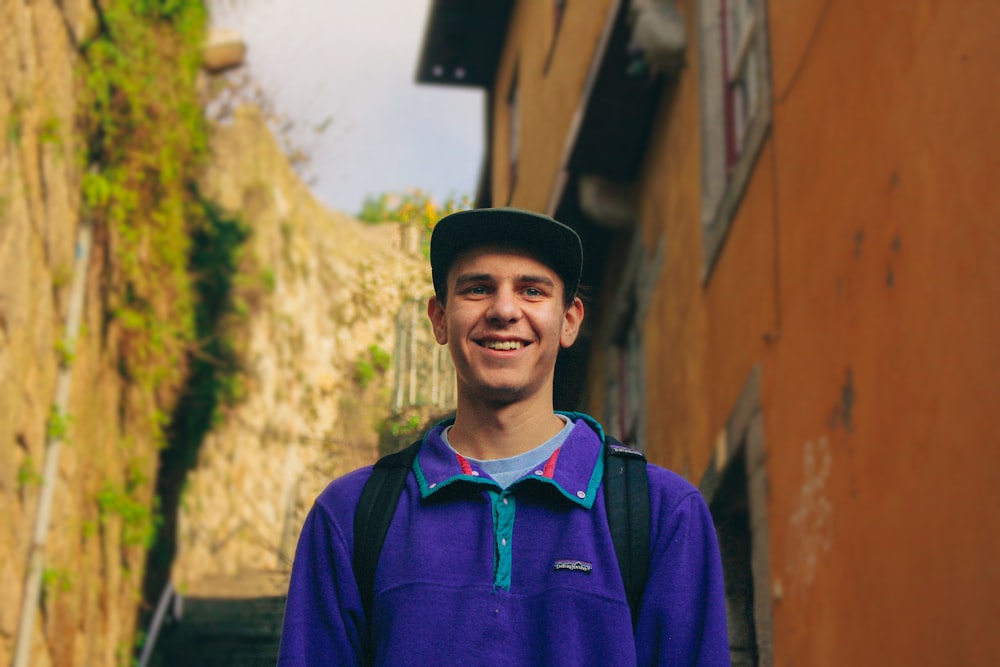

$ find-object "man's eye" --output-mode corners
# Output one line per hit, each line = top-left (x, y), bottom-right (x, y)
(468, 286), (488, 295)
(524, 287), (544, 297)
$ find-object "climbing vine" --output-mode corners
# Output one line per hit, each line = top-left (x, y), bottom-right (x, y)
(76, 4), (265, 657)
(79, 0), (209, 406)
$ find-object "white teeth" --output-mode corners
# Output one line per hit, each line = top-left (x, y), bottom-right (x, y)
(484, 340), (523, 350)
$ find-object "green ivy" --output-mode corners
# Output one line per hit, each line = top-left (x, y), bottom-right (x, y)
(79, 0), (208, 402)
(97, 481), (161, 549)
(355, 344), (392, 388)
(16, 457), (43, 490)
(46, 405), (72, 442)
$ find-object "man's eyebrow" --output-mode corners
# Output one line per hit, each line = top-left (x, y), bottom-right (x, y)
(453, 273), (495, 287)
(516, 274), (556, 287)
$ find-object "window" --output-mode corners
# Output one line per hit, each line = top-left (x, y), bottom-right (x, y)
(699, 0), (771, 276)
(544, 0), (568, 74)
(507, 67), (520, 204)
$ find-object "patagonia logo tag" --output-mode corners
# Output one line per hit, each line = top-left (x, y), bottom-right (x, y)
(553, 559), (593, 574)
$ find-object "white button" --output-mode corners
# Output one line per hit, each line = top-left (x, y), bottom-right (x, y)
(470, 471), (479, 476)
(501, 538), (507, 546)
(429, 483), (437, 489)
(534, 470), (543, 476)
(502, 498), (509, 505)
(576, 491), (586, 499)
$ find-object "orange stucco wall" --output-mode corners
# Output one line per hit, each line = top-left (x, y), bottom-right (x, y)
(485, 0), (1000, 663)
(759, 2), (999, 663)
(635, 0), (1000, 664)
(491, 0), (614, 208)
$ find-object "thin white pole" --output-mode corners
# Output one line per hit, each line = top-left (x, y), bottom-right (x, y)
(12, 218), (92, 667)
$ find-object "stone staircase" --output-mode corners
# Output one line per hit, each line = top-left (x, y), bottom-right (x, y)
(149, 571), (288, 666)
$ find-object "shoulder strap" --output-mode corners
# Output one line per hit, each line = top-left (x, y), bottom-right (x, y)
(353, 439), (422, 638)
(603, 436), (651, 629)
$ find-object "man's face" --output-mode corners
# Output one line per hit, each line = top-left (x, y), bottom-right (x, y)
(427, 245), (584, 407)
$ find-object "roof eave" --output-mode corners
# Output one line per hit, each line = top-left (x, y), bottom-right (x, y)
(414, 0), (515, 88)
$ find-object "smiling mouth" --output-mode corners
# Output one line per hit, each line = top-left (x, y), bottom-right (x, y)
(480, 340), (525, 351)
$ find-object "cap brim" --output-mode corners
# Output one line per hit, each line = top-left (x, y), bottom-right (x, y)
(430, 208), (583, 299)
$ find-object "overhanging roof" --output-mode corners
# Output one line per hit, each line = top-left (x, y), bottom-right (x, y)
(415, 0), (515, 87)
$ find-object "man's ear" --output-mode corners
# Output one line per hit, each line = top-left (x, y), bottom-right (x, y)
(427, 296), (448, 345)
(560, 297), (585, 348)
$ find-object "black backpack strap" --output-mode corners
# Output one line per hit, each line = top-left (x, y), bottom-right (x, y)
(353, 439), (422, 651)
(603, 436), (650, 629)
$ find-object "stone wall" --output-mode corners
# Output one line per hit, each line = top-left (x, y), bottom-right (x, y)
(1, 1), (442, 661)
(0, 0), (153, 664)
(172, 106), (435, 590)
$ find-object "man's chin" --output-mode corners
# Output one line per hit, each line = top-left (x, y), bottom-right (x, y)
(474, 383), (529, 406)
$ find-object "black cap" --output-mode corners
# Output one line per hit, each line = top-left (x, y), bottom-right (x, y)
(430, 207), (583, 300)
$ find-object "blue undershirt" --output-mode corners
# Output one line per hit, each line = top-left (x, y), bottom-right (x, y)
(442, 415), (575, 488)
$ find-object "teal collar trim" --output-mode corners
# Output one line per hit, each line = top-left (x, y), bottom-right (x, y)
(415, 413), (606, 507)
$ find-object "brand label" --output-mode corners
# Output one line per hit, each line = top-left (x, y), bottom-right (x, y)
(553, 559), (593, 574)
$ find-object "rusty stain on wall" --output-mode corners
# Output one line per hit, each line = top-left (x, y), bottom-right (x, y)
(827, 367), (855, 433)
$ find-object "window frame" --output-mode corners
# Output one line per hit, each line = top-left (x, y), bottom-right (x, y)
(698, 0), (772, 280)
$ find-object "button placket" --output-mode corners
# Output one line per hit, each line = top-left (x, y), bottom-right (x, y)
(490, 491), (516, 591)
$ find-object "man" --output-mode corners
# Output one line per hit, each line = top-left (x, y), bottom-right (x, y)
(278, 208), (729, 665)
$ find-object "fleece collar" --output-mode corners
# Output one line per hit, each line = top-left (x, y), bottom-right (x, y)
(412, 412), (606, 509)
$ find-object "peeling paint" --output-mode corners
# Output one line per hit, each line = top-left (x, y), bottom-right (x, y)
(787, 436), (833, 588)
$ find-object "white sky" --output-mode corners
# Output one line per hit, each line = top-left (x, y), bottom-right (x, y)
(211, 0), (485, 215)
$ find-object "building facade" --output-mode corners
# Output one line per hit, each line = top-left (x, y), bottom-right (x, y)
(416, 1), (1000, 664)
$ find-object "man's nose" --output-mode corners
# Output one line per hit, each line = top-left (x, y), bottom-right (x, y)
(487, 287), (521, 323)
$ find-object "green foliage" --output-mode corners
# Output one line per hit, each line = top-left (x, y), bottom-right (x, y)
(46, 405), (72, 442)
(260, 266), (277, 293)
(55, 337), (76, 368)
(377, 410), (432, 456)
(97, 480), (160, 549)
(6, 113), (22, 146)
(357, 189), (471, 257)
(370, 344), (392, 373)
(355, 344), (392, 389)
(358, 189), (470, 226)
(184, 197), (254, 423)
(42, 567), (75, 595)
(51, 261), (73, 289)
(72, 0), (270, 656)
(17, 457), (43, 490)
(39, 116), (61, 146)
(355, 358), (375, 388)
(141, 198), (256, 620)
(79, 0), (208, 398)
(391, 414), (421, 437)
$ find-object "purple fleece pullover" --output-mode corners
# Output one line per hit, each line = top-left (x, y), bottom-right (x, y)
(278, 414), (730, 666)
